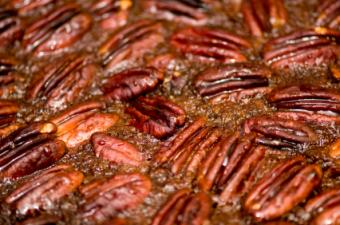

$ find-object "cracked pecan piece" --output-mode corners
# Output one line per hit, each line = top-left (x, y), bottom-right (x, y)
(27, 54), (97, 109)
(78, 173), (151, 223)
(243, 115), (317, 149)
(11, 0), (57, 15)
(305, 188), (340, 225)
(101, 67), (163, 102)
(0, 100), (20, 137)
(329, 138), (340, 159)
(126, 96), (186, 139)
(151, 189), (211, 225)
(194, 62), (272, 103)
(0, 8), (23, 46)
(241, 0), (287, 37)
(5, 164), (83, 215)
(263, 28), (340, 68)
(99, 20), (164, 71)
(17, 215), (60, 225)
(171, 27), (251, 63)
(0, 122), (66, 179)
(91, 132), (143, 166)
(268, 85), (340, 125)
(315, 0), (340, 29)
(142, 0), (208, 26)
(244, 156), (323, 221)
(23, 3), (92, 56)
(51, 101), (118, 149)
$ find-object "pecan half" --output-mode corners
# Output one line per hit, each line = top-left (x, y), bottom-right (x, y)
(243, 115), (317, 149)
(27, 54), (97, 109)
(23, 3), (92, 56)
(142, 0), (208, 26)
(51, 101), (119, 149)
(263, 28), (340, 68)
(6, 164), (84, 215)
(0, 122), (66, 179)
(90, 0), (132, 30)
(305, 188), (340, 225)
(91, 132), (143, 166)
(0, 100), (20, 137)
(241, 0), (287, 37)
(244, 156), (323, 221)
(315, 0), (340, 29)
(151, 189), (211, 225)
(194, 62), (272, 103)
(11, 0), (57, 15)
(268, 85), (340, 125)
(17, 215), (60, 225)
(126, 96), (186, 139)
(0, 8), (23, 46)
(101, 67), (163, 102)
(171, 27), (251, 63)
(78, 173), (151, 223)
(329, 138), (340, 159)
(99, 20), (164, 71)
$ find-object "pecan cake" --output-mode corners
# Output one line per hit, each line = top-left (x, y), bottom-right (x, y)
(0, 0), (339, 225)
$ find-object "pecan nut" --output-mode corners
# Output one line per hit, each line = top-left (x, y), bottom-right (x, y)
(126, 96), (186, 139)
(329, 138), (340, 159)
(17, 215), (60, 225)
(0, 8), (23, 46)
(91, 132), (143, 166)
(244, 156), (323, 221)
(6, 164), (83, 215)
(78, 173), (151, 223)
(51, 101), (119, 149)
(27, 54), (97, 109)
(101, 67), (163, 102)
(151, 189), (211, 225)
(0, 122), (66, 179)
(23, 3), (92, 56)
(263, 28), (340, 68)
(315, 0), (340, 29)
(194, 62), (272, 103)
(0, 100), (20, 137)
(171, 27), (251, 63)
(11, 0), (57, 15)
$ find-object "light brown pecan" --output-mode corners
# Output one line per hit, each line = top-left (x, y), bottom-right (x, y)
(91, 132), (143, 166)
(241, 0), (287, 37)
(194, 62), (272, 103)
(101, 67), (164, 102)
(11, 0), (57, 15)
(0, 122), (66, 179)
(315, 0), (340, 29)
(78, 173), (151, 223)
(126, 96), (186, 139)
(263, 28), (340, 68)
(0, 100), (20, 137)
(23, 3), (92, 56)
(171, 27), (251, 63)
(16, 215), (60, 225)
(244, 156), (323, 221)
(27, 54), (97, 109)
(51, 101), (119, 149)
(99, 20), (164, 71)
(329, 138), (340, 159)
(151, 189), (211, 225)
(0, 8), (23, 46)
(305, 188), (340, 225)
(6, 164), (83, 215)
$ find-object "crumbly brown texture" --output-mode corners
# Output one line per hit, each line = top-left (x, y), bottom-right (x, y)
(0, 0), (339, 225)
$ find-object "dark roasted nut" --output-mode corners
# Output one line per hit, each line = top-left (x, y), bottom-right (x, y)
(151, 189), (211, 225)
(51, 101), (119, 149)
(16, 215), (60, 225)
(141, 0), (208, 26)
(101, 67), (164, 102)
(244, 156), (323, 221)
(6, 164), (83, 215)
(78, 173), (151, 223)
(11, 0), (57, 15)
(241, 0), (287, 37)
(243, 115), (317, 149)
(171, 27), (251, 63)
(0, 8), (23, 46)
(27, 54), (97, 109)
(23, 3), (92, 56)
(194, 62), (272, 103)
(315, 0), (340, 29)
(91, 132), (143, 166)
(0, 122), (66, 179)
(305, 188), (340, 225)
(0, 55), (22, 97)
(0, 100), (20, 137)
(99, 20), (164, 71)
(263, 28), (340, 68)
(126, 96), (186, 139)
(90, 0), (132, 30)
(268, 85), (340, 125)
